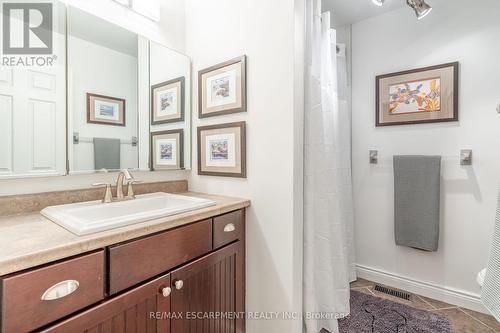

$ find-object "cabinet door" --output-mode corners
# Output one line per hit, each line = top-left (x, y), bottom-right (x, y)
(41, 274), (171, 333)
(171, 242), (245, 333)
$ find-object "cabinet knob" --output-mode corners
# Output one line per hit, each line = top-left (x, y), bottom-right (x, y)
(224, 223), (236, 233)
(174, 280), (184, 290)
(161, 287), (172, 298)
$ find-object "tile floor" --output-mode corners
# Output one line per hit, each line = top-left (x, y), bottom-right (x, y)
(350, 278), (500, 333)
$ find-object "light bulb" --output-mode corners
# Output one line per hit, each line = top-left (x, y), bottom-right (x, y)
(407, 0), (433, 20)
(416, 4), (432, 19)
(371, 0), (385, 6)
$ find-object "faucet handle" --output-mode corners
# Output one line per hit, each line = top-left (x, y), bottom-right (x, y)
(121, 169), (133, 180)
(92, 183), (113, 203)
(126, 180), (142, 199)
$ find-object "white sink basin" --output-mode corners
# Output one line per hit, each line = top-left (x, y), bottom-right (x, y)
(41, 192), (216, 236)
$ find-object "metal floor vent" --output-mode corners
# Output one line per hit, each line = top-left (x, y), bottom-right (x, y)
(374, 284), (411, 301)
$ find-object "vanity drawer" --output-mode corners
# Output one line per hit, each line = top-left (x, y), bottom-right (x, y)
(213, 209), (245, 249)
(109, 219), (212, 294)
(1, 251), (105, 333)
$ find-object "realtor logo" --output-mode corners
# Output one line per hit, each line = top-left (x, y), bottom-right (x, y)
(2, 2), (53, 54)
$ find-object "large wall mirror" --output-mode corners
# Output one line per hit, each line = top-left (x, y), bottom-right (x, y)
(148, 42), (191, 172)
(68, 7), (140, 173)
(0, 3), (191, 179)
(68, 6), (192, 175)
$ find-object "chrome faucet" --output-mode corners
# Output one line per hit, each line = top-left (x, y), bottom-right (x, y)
(92, 169), (140, 203)
(116, 169), (133, 200)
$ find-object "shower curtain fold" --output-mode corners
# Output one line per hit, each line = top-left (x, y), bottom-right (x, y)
(304, 1), (356, 333)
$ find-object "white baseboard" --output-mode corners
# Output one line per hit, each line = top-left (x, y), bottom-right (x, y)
(356, 264), (489, 314)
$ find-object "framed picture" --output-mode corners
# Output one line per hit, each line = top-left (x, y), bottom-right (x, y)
(376, 62), (459, 126)
(151, 77), (185, 125)
(150, 129), (184, 170)
(197, 122), (246, 178)
(198, 55), (246, 118)
(87, 93), (126, 126)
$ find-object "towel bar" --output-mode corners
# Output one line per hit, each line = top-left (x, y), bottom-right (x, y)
(368, 150), (473, 166)
(73, 133), (138, 146)
(460, 149), (472, 165)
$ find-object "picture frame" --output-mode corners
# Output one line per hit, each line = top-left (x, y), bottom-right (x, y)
(151, 77), (185, 125)
(376, 62), (459, 126)
(87, 93), (126, 126)
(197, 121), (246, 178)
(198, 55), (247, 118)
(150, 129), (184, 171)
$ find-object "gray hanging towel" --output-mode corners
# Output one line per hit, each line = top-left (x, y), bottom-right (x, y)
(393, 155), (441, 251)
(93, 138), (121, 171)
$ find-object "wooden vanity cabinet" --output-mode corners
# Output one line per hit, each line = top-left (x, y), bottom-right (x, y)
(108, 219), (213, 294)
(41, 241), (245, 333)
(0, 209), (246, 333)
(39, 274), (172, 333)
(171, 241), (245, 333)
(0, 251), (105, 333)
(213, 210), (244, 249)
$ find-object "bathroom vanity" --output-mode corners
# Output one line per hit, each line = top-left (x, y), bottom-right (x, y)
(0, 182), (249, 333)
(0, 2), (249, 332)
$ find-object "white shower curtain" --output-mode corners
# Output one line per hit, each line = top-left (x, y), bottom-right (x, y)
(303, 1), (356, 332)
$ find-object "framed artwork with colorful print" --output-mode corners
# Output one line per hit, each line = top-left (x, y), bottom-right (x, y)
(87, 93), (126, 126)
(151, 77), (185, 125)
(198, 56), (246, 118)
(150, 129), (184, 170)
(376, 62), (459, 126)
(197, 122), (246, 178)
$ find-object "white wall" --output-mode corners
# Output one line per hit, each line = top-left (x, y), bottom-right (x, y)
(352, 0), (500, 309)
(184, 0), (304, 332)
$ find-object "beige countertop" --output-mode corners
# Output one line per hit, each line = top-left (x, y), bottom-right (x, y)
(0, 192), (250, 276)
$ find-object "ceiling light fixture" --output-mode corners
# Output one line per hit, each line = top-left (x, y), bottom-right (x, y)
(406, 0), (433, 19)
(370, 0), (432, 20)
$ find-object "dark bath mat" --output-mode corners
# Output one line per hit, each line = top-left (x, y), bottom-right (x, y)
(338, 290), (452, 333)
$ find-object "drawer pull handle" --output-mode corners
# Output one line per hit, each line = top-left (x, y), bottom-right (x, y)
(161, 287), (172, 298)
(224, 223), (236, 233)
(41, 280), (80, 301)
(174, 280), (184, 290)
